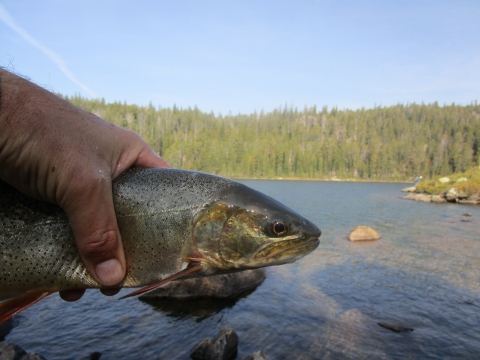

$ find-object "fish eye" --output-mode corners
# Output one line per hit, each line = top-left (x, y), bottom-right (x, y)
(271, 221), (288, 236)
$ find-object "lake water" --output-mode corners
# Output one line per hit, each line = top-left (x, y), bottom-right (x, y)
(5, 181), (480, 359)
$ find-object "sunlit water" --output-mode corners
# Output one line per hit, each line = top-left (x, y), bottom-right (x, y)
(5, 181), (480, 359)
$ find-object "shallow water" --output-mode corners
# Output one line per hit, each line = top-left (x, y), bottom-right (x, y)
(6, 181), (480, 359)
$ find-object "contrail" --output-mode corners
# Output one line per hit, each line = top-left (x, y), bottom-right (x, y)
(0, 4), (97, 97)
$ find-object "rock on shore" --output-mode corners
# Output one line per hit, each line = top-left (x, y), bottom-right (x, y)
(190, 328), (238, 360)
(404, 189), (480, 204)
(139, 269), (266, 300)
(0, 342), (46, 360)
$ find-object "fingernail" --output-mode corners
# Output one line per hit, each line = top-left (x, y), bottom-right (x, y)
(95, 259), (124, 286)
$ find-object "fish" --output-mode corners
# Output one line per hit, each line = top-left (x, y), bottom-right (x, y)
(0, 168), (320, 322)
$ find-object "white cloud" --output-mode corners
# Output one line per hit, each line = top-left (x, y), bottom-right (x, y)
(0, 4), (96, 97)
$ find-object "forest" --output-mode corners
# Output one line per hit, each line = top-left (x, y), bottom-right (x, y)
(65, 95), (480, 181)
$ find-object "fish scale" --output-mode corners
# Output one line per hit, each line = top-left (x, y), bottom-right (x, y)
(0, 168), (238, 298)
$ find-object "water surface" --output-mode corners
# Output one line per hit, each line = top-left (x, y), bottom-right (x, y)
(6, 181), (480, 359)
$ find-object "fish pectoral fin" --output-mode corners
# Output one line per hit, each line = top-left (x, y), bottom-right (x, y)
(0, 291), (53, 323)
(119, 262), (204, 300)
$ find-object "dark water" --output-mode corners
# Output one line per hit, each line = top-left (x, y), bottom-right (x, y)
(6, 181), (480, 359)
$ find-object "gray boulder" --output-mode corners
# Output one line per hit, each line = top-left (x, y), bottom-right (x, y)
(348, 226), (381, 241)
(190, 327), (238, 360)
(140, 269), (265, 300)
(0, 342), (46, 360)
(0, 342), (26, 360)
(242, 350), (269, 360)
(445, 188), (459, 202)
(190, 339), (213, 360)
(401, 186), (416, 193)
(445, 188), (470, 202)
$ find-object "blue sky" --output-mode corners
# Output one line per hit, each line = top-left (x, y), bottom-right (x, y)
(1, 1), (479, 114)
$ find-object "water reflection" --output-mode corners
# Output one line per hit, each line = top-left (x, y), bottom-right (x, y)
(140, 295), (244, 323)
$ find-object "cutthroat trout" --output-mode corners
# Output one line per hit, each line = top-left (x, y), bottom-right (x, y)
(0, 168), (320, 322)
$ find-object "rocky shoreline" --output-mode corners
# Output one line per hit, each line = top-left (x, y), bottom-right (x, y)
(1, 324), (268, 360)
(402, 186), (480, 205)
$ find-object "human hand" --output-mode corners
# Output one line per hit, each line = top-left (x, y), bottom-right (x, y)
(0, 69), (171, 300)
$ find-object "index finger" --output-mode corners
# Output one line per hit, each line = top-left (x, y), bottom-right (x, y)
(63, 177), (126, 287)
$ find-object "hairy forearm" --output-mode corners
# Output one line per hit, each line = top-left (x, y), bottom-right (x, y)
(0, 69), (51, 199)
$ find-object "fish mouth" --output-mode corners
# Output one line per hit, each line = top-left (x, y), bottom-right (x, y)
(253, 234), (320, 263)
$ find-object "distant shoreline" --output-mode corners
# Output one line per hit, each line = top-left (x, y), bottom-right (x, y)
(232, 176), (412, 184)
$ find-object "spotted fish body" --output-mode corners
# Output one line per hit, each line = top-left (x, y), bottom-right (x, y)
(0, 168), (320, 316)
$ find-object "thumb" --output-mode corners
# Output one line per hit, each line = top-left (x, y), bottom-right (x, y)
(64, 181), (126, 287)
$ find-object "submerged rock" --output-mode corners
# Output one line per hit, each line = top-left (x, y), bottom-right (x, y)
(190, 328), (238, 360)
(139, 269), (265, 300)
(88, 352), (102, 360)
(242, 350), (269, 360)
(378, 323), (414, 333)
(348, 226), (381, 241)
(311, 309), (367, 356)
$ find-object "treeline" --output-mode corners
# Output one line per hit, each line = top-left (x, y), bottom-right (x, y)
(64, 95), (480, 180)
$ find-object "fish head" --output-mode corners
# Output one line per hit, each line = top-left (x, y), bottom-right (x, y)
(191, 184), (320, 272)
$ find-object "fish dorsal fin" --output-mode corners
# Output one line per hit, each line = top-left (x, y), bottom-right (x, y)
(0, 291), (52, 323)
(119, 262), (204, 299)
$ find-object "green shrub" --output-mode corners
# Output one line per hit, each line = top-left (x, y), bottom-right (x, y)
(416, 166), (480, 196)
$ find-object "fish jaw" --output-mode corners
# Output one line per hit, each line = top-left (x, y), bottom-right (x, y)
(251, 234), (320, 266)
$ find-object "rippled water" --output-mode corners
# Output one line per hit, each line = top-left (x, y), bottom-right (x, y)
(5, 181), (480, 359)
